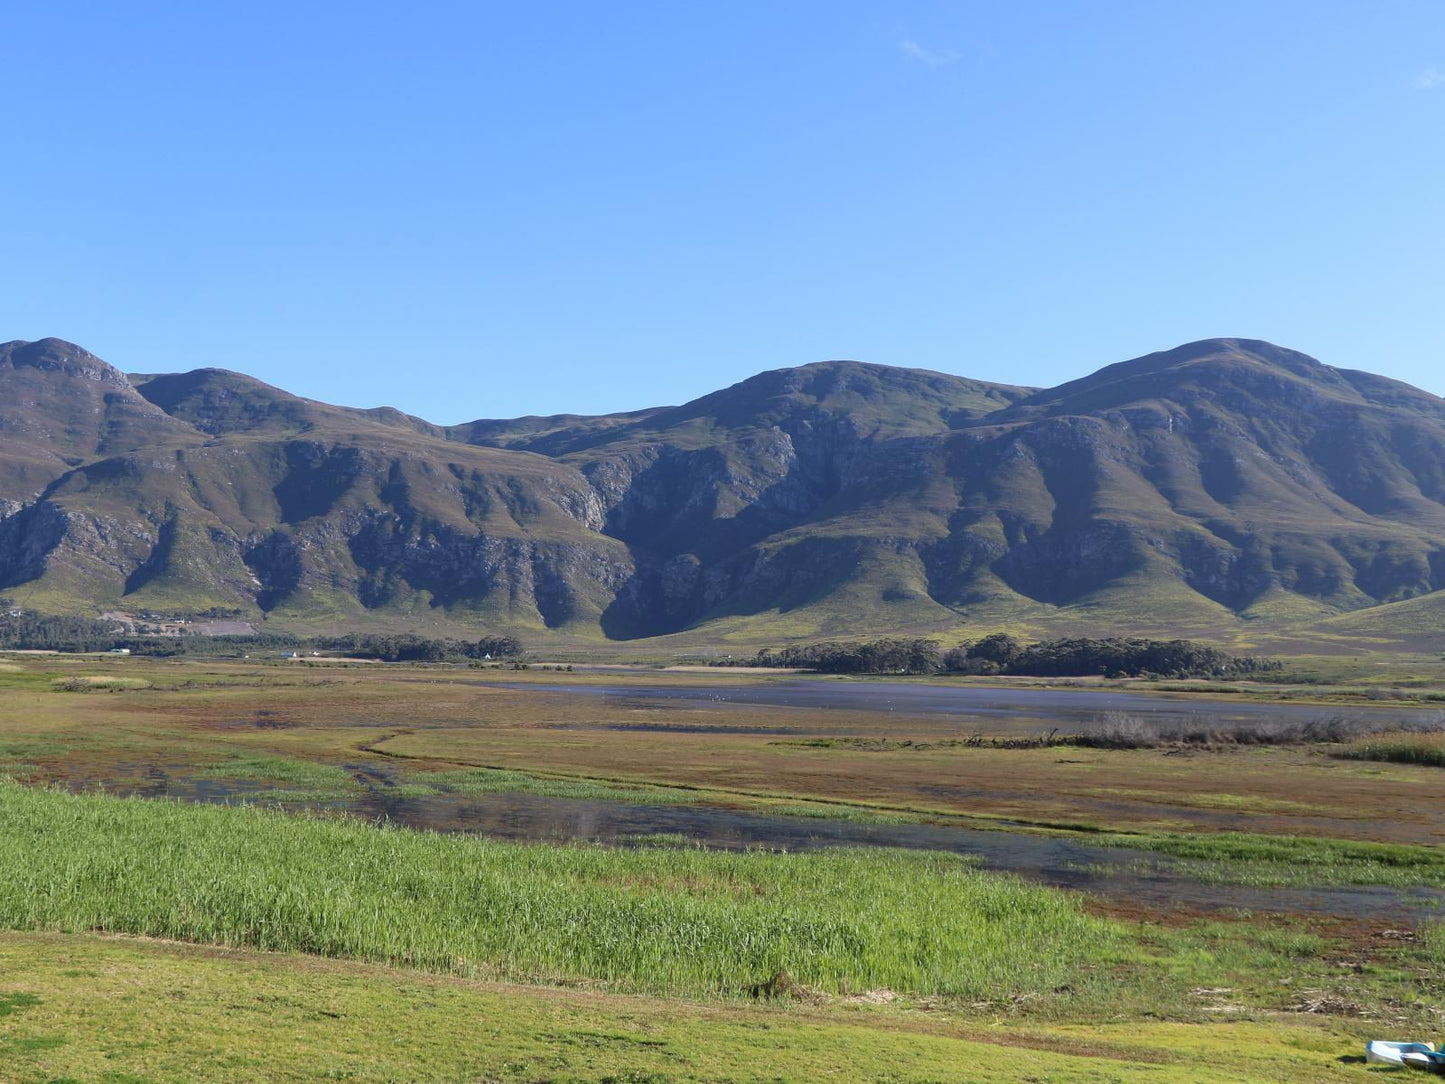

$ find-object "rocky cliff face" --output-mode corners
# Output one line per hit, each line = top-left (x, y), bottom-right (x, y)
(1, 337), (1442, 642)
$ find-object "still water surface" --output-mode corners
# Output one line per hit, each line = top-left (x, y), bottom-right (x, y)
(496, 678), (1441, 736)
(94, 763), (1445, 922)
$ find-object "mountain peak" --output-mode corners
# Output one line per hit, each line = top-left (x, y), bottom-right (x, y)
(0, 337), (130, 387)
(1091, 336), (1336, 384)
(1123, 338), (1336, 380)
(653, 358), (1034, 435)
(131, 368), (314, 436)
(133, 366), (445, 440)
(1006, 337), (1372, 418)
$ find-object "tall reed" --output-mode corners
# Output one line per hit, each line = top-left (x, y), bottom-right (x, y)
(1337, 731), (1445, 767)
(0, 782), (1116, 999)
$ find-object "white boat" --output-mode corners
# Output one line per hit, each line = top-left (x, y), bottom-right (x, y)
(1366, 1041), (1445, 1073)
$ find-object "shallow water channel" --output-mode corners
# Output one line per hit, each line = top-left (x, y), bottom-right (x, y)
(96, 763), (1445, 923)
(489, 678), (1443, 737)
(356, 789), (1445, 920)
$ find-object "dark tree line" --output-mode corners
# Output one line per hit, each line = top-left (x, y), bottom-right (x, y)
(0, 611), (302, 656)
(742, 634), (1274, 679)
(122, 634), (303, 657)
(0, 610), (521, 662)
(0, 612), (130, 653)
(311, 634), (523, 662)
(748, 639), (944, 674)
(957, 635), (1276, 678)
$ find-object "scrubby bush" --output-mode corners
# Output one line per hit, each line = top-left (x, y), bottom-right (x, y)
(1074, 710), (1445, 749)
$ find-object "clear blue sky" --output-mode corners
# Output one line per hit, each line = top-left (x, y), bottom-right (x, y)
(3, 2), (1442, 422)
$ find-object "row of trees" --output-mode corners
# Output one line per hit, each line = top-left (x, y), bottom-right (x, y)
(956, 634), (1277, 678)
(750, 639), (944, 675)
(312, 634), (523, 662)
(0, 612), (132, 653)
(0, 610), (522, 662)
(0, 618), (304, 657)
(744, 634), (1274, 679)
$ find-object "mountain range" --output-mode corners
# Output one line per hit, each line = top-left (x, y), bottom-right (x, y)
(2, 335), (1444, 650)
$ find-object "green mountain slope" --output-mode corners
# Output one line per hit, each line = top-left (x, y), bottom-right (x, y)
(1, 337), (1442, 646)
(918, 339), (1445, 634)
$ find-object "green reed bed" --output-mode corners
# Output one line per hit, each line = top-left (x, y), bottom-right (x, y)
(203, 754), (358, 789)
(1095, 829), (1445, 889)
(1338, 731), (1445, 768)
(0, 782), (1116, 1000)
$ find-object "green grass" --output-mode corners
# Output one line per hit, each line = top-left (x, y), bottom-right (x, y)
(0, 782), (1119, 1001)
(0, 665), (68, 692)
(0, 991), (41, 1018)
(1422, 920), (1445, 967)
(0, 931), (1392, 1084)
(1337, 731), (1445, 767)
(1096, 829), (1445, 889)
(201, 755), (357, 790)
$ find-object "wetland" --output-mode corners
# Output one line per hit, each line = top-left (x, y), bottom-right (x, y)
(3, 652), (1444, 1082)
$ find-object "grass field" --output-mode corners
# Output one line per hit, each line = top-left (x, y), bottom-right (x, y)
(0, 930), (1410, 1084)
(1, 784), (1443, 1083)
